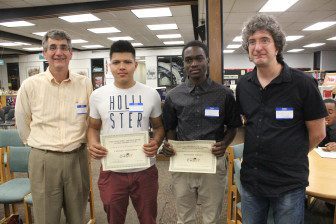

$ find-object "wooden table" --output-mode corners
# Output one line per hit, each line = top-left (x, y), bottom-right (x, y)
(306, 150), (336, 224)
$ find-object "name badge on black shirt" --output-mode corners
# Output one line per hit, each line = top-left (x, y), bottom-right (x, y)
(276, 107), (293, 120)
(205, 107), (219, 117)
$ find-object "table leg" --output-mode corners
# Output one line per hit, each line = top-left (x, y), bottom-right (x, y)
(334, 205), (336, 224)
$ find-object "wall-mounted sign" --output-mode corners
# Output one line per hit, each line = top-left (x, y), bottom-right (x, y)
(223, 75), (239, 79)
(0, 59), (4, 65)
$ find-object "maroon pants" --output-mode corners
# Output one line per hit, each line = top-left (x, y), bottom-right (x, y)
(98, 165), (158, 224)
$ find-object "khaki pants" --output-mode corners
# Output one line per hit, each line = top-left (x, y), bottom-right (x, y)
(172, 156), (226, 224)
(29, 145), (90, 224)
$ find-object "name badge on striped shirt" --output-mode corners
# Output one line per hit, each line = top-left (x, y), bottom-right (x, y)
(76, 104), (87, 115)
(205, 107), (219, 117)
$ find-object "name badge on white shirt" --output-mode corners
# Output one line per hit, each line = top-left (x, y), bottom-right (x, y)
(276, 107), (293, 120)
(205, 107), (219, 117)
(129, 103), (144, 112)
(76, 104), (87, 115)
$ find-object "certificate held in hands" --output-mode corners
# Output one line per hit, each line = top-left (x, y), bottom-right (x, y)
(100, 131), (150, 171)
(169, 140), (217, 174)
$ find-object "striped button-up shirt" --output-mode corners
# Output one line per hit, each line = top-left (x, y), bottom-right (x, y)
(15, 67), (92, 152)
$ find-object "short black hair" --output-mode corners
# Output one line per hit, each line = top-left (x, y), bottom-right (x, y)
(109, 40), (135, 59)
(182, 40), (208, 59)
(324, 99), (336, 107)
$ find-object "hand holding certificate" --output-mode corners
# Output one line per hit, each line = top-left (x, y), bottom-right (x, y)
(168, 140), (217, 173)
(100, 131), (150, 171)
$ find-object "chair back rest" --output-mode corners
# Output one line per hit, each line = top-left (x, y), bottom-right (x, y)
(233, 143), (244, 159)
(0, 129), (24, 147)
(8, 146), (31, 173)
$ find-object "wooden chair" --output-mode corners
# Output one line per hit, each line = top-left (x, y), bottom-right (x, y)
(226, 144), (244, 224)
(23, 153), (96, 224)
(0, 146), (31, 223)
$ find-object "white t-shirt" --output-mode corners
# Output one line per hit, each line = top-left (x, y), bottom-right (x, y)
(89, 82), (162, 172)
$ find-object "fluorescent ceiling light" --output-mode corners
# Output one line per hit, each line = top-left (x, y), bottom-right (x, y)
(131, 7), (172, 18)
(259, 0), (299, 12)
(132, 43), (143, 47)
(82, 45), (104, 49)
(163, 41), (184, 45)
(287, 49), (304, 52)
(286, 35), (304, 41)
(0, 42), (31, 46)
(138, 59), (146, 62)
(23, 47), (43, 51)
(0, 20), (35, 27)
(33, 32), (47, 36)
(223, 50), (235, 53)
(87, 27), (121, 33)
(147, 24), (178, 30)
(303, 22), (336, 31)
(71, 39), (88, 44)
(233, 36), (242, 42)
(59, 14), (100, 23)
(156, 34), (181, 39)
(303, 43), (325, 48)
(327, 36), (336, 40)
(108, 36), (134, 41)
(227, 44), (241, 49)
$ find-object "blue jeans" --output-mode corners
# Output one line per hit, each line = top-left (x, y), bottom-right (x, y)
(241, 185), (305, 224)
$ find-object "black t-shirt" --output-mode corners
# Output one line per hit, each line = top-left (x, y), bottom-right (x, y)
(236, 62), (327, 197)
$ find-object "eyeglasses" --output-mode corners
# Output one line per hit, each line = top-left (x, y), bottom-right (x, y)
(48, 44), (70, 52)
(184, 56), (206, 64)
(248, 37), (272, 47)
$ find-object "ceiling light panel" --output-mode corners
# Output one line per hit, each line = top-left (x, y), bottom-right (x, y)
(131, 7), (172, 18)
(233, 36), (242, 42)
(223, 50), (235, 53)
(147, 24), (178, 31)
(87, 27), (121, 34)
(303, 22), (336, 31)
(108, 36), (134, 41)
(157, 34), (182, 39)
(163, 41), (184, 45)
(59, 14), (100, 23)
(23, 47), (43, 51)
(327, 36), (336, 40)
(132, 43), (143, 47)
(303, 43), (325, 48)
(227, 44), (241, 49)
(0, 20), (35, 27)
(71, 39), (88, 44)
(33, 32), (47, 36)
(0, 42), (31, 46)
(286, 35), (304, 41)
(259, 0), (299, 12)
(287, 49), (304, 52)
(82, 45), (104, 48)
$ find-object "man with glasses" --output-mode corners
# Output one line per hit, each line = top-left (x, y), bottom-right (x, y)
(236, 14), (327, 224)
(162, 40), (241, 223)
(15, 29), (92, 223)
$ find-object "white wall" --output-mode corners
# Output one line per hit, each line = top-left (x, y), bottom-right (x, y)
(321, 51), (336, 71)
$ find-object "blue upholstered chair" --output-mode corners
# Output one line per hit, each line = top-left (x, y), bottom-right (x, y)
(0, 129), (25, 182)
(0, 146), (31, 221)
(226, 143), (274, 224)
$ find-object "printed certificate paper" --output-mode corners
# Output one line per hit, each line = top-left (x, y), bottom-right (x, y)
(169, 140), (217, 173)
(100, 131), (150, 171)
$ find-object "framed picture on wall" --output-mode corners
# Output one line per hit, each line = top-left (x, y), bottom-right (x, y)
(157, 56), (184, 88)
(27, 66), (40, 77)
(92, 72), (104, 89)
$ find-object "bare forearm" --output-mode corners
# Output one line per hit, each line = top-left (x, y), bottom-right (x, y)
(153, 126), (165, 146)
(222, 128), (238, 148)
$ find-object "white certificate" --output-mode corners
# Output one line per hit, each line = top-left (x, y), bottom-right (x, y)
(169, 140), (217, 174)
(100, 131), (150, 171)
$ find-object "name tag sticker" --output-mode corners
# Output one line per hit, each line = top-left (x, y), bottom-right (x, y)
(129, 103), (144, 112)
(205, 107), (219, 117)
(276, 107), (293, 119)
(76, 104), (87, 115)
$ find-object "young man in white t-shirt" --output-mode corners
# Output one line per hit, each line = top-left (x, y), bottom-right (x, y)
(88, 40), (164, 224)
